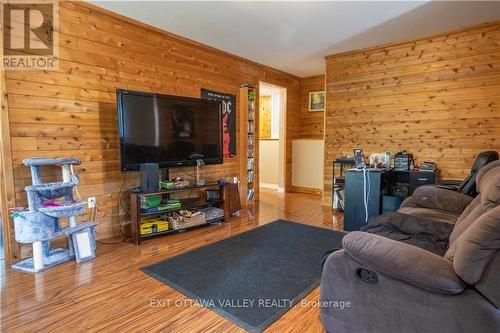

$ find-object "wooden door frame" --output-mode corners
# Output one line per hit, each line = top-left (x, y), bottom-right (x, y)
(258, 81), (287, 193)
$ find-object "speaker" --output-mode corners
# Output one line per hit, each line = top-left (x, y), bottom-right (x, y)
(205, 189), (220, 202)
(140, 163), (159, 193)
(391, 183), (409, 198)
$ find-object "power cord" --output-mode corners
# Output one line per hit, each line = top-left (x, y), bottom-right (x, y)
(97, 239), (121, 245)
(116, 173), (132, 240)
(117, 173), (129, 212)
(362, 167), (371, 224)
(93, 203), (120, 244)
(179, 167), (196, 179)
(97, 176), (131, 244)
(71, 165), (128, 245)
(92, 204), (121, 245)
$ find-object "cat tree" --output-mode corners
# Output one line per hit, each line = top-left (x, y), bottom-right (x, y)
(11, 157), (96, 273)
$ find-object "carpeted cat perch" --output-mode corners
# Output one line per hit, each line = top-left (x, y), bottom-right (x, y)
(11, 157), (96, 273)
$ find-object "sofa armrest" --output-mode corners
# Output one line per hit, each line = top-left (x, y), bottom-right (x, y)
(433, 184), (460, 192)
(399, 196), (417, 209)
(410, 186), (473, 215)
(437, 179), (463, 186)
(343, 231), (466, 294)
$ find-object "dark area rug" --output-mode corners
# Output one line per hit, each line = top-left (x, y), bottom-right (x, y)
(141, 220), (345, 332)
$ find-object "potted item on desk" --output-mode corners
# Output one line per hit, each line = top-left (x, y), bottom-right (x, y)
(368, 153), (389, 169)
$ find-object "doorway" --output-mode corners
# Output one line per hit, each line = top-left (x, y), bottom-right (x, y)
(258, 82), (286, 192)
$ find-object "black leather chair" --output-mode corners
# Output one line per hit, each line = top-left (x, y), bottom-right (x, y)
(436, 150), (498, 197)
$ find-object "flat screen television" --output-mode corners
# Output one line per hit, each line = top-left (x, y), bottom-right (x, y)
(117, 89), (223, 171)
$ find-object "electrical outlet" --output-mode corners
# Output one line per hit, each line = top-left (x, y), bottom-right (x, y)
(87, 197), (96, 208)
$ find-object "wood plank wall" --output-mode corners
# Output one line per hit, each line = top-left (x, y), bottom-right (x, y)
(3, 1), (300, 247)
(323, 21), (500, 201)
(298, 75), (325, 139)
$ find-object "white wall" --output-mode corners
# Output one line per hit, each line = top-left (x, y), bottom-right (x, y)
(259, 139), (280, 186)
(292, 139), (324, 189)
(271, 93), (280, 139)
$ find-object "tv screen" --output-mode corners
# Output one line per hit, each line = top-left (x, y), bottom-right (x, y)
(117, 89), (223, 171)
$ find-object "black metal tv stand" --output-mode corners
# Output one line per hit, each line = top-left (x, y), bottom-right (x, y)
(129, 181), (231, 245)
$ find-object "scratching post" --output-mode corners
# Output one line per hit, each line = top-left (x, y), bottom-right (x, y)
(61, 164), (76, 227)
(11, 157), (97, 273)
(32, 241), (44, 271)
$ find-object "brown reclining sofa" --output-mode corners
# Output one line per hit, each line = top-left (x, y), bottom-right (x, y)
(320, 160), (500, 333)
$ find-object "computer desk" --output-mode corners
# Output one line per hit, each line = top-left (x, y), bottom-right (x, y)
(343, 168), (437, 231)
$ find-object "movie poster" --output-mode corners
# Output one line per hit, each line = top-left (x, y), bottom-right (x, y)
(201, 88), (236, 157)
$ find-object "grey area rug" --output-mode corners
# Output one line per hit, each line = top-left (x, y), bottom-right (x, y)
(141, 219), (345, 332)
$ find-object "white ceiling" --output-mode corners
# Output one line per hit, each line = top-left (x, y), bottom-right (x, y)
(92, 1), (500, 77)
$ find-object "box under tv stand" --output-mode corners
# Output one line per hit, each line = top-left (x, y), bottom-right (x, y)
(129, 182), (232, 245)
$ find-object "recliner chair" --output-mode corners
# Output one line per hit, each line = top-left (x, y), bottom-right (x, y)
(436, 150), (498, 197)
(320, 160), (500, 333)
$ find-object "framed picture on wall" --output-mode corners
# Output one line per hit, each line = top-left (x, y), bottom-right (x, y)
(308, 91), (325, 112)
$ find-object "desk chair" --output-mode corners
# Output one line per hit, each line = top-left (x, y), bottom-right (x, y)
(436, 150), (498, 197)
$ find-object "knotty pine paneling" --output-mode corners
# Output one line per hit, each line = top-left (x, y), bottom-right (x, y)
(298, 75), (325, 139)
(323, 21), (500, 201)
(4, 1), (300, 242)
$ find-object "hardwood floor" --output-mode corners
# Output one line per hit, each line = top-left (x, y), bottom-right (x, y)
(1, 189), (343, 332)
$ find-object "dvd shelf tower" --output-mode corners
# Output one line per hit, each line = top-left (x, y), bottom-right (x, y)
(239, 84), (259, 204)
